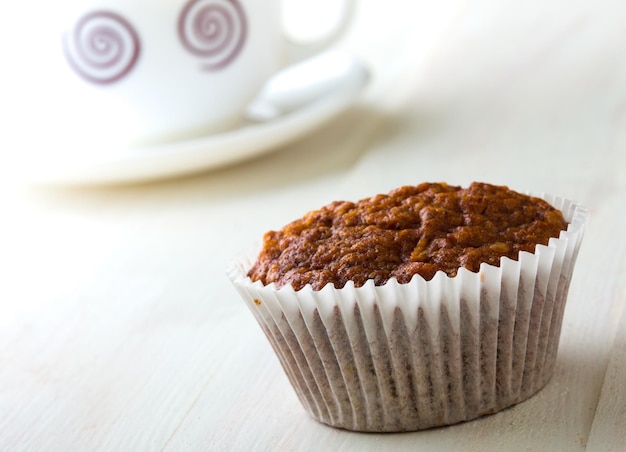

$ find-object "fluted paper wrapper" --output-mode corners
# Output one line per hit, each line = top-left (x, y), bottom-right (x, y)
(227, 195), (587, 432)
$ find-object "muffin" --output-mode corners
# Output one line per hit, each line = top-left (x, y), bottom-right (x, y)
(228, 182), (587, 432)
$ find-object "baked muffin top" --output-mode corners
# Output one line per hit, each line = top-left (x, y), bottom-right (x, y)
(247, 182), (568, 290)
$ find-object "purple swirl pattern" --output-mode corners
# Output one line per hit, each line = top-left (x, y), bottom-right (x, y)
(178, 0), (247, 71)
(63, 11), (141, 85)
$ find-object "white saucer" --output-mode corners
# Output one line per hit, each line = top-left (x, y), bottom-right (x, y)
(22, 51), (369, 186)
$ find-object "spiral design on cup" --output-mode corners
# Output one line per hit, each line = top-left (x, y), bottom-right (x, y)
(178, 0), (247, 71)
(63, 11), (141, 85)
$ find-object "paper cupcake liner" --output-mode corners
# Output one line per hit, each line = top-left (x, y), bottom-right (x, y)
(227, 194), (587, 432)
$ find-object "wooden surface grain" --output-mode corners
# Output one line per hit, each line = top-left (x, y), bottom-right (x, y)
(1, 0), (625, 450)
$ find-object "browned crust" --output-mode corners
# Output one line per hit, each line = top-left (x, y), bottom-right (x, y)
(248, 182), (567, 290)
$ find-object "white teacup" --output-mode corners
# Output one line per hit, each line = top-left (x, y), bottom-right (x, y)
(22, 0), (355, 149)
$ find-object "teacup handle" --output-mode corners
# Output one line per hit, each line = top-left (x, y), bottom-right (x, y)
(282, 0), (356, 65)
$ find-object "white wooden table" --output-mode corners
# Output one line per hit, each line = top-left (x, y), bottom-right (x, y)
(1, 0), (625, 450)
